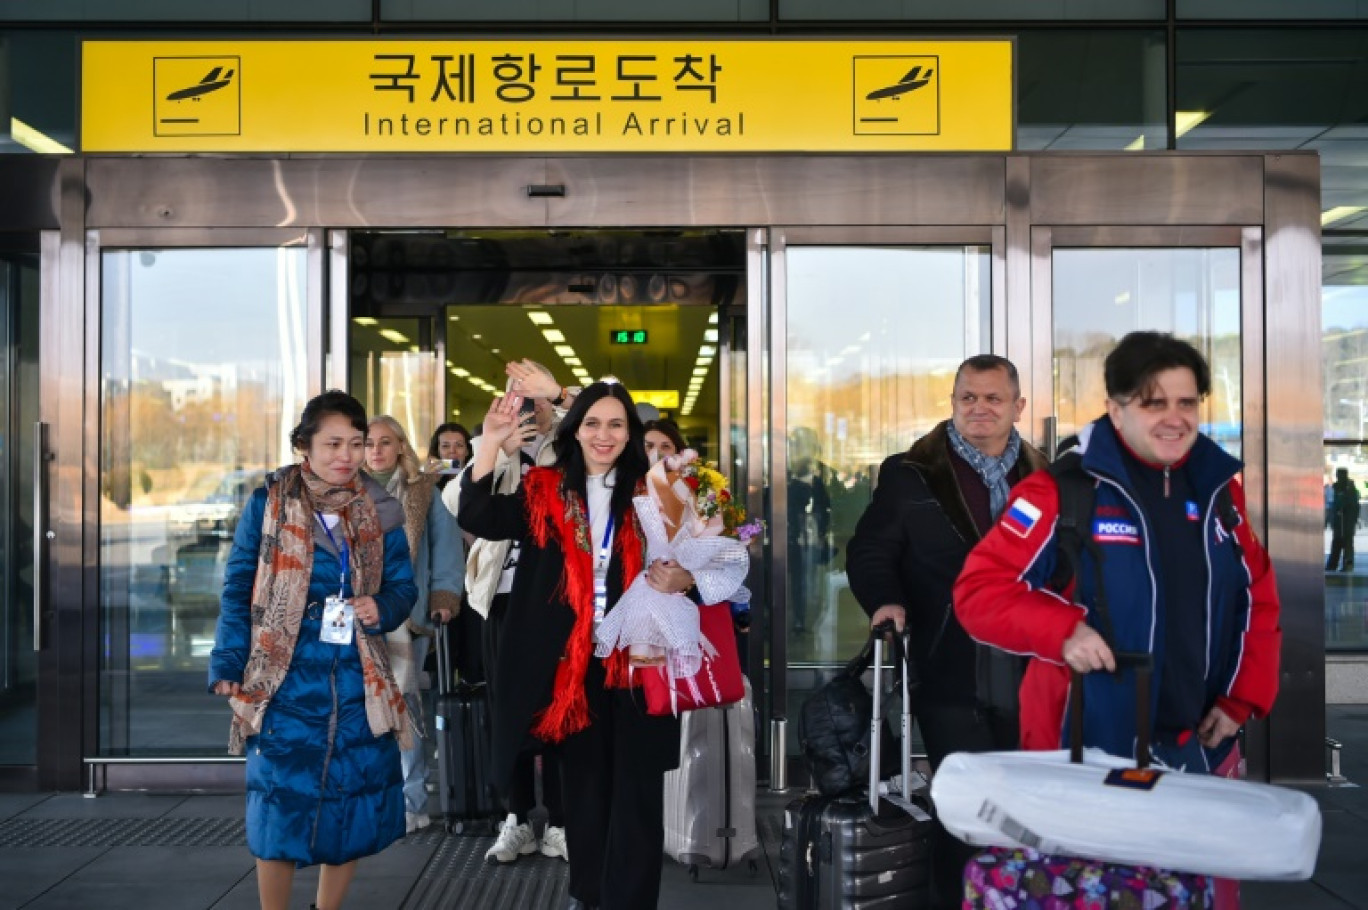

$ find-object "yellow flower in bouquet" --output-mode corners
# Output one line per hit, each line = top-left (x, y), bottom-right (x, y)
(665, 451), (764, 542)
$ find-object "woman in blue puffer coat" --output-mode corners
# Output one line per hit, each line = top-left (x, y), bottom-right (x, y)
(210, 390), (417, 910)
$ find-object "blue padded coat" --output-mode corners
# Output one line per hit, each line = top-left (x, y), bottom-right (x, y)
(209, 474), (417, 867)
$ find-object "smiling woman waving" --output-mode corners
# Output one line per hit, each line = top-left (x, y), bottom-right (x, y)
(457, 380), (695, 910)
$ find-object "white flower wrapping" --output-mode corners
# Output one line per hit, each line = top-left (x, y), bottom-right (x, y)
(592, 451), (750, 686)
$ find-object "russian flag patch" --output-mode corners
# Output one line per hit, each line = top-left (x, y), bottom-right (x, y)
(1001, 497), (1042, 538)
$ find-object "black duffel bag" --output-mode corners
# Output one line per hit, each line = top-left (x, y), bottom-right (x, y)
(799, 623), (910, 798)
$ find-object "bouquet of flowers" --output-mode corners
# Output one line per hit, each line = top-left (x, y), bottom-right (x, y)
(594, 449), (761, 707)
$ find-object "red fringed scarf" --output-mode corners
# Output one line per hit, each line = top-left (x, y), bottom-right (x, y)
(523, 467), (646, 743)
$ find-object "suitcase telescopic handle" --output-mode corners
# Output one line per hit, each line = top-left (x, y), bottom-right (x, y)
(1068, 650), (1153, 768)
(436, 617), (452, 698)
(867, 623), (912, 813)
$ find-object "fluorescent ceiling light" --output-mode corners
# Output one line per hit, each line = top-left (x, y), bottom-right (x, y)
(697, 356), (713, 365)
(1174, 110), (1211, 138)
(1323, 206), (1366, 227)
(448, 314), (460, 321)
(528, 311), (554, 325)
(704, 329), (718, 343)
(698, 345), (716, 358)
(379, 329), (410, 344)
(11, 117), (72, 154)
(692, 367), (709, 377)
(564, 357), (581, 366)
(354, 316), (378, 326)
(542, 329), (566, 343)
(452, 368), (470, 377)
(708, 312), (718, 324)
(555, 345), (576, 357)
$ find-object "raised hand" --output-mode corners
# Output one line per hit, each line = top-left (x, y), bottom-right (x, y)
(481, 394), (523, 449)
(505, 358), (562, 400)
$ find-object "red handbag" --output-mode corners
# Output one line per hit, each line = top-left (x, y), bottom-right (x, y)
(640, 602), (745, 715)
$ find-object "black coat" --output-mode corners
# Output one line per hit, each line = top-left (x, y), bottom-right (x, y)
(846, 421), (1048, 706)
(456, 468), (680, 795)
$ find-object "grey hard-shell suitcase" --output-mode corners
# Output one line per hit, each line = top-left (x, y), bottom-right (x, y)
(778, 630), (934, 909)
(663, 678), (761, 876)
(433, 618), (499, 834)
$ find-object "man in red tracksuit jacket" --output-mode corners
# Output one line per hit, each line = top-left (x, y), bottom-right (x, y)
(955, 332), (1280, 773)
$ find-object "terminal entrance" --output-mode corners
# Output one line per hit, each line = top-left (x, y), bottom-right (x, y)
(20, 152), (1320, 790)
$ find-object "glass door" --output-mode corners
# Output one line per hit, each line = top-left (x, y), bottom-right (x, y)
(1034, 227), (1258, 482)
(96, 233), (317, 757)
(0, 241), (40, 770)
(770, 228), (998, 774)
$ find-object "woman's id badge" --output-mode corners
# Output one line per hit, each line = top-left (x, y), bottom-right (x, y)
(320, 595), (354, 645)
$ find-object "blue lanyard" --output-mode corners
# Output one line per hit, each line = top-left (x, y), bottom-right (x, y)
(597, 513), (615, 568)
(316, 512), (349, 592)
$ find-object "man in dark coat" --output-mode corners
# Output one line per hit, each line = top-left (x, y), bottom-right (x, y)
(846, 353), (1047, 910)
(1327, 467), (1361, 571)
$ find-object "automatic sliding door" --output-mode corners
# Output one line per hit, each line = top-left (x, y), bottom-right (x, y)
(774, 233), (993, 756)
(98, 240), (311, 757)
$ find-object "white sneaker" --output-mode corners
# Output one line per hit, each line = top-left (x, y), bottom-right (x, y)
(485, 813), (537, 863)
(405, 811), (430, 834)
(540, 824), (569, 861)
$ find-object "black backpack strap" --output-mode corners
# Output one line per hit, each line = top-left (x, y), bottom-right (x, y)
(1046, 452), (1117, 648)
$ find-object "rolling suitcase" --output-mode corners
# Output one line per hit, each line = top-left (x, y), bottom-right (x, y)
(959, 656), (1217, 909)
(778, 629), (934, 909)
(663, 678), (761, 877)
(433, 618), (499, 834)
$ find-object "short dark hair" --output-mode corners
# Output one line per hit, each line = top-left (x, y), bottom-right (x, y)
(427, 422), (472, 460)
(1104, 331), (1211, 402)
(954, 354), (1021, 397)
(643, 418), (687, 453)
(552, 381), (650, 518)
(290, 390), (367, 452)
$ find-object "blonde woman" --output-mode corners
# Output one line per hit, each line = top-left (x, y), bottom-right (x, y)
(365, 415), (466, 834)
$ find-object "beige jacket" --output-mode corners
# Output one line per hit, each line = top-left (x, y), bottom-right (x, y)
(442, 432), (557, 618)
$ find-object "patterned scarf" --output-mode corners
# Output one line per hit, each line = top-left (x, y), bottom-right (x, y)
(227, 462), (410, 754)
(946, 421), (1022, 521)
(524, 467), (647, 743)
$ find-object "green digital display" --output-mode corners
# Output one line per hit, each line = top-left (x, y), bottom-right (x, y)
(609, 329), (649, 345)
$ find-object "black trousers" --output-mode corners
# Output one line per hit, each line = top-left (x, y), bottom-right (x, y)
(917, 701), (1019, 910)
(485, 593), (564, 826)
(1328, 521), (1356, 570)
(556, 661), (668, 910)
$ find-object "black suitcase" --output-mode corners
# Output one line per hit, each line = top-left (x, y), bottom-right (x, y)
(778, 630), (934, 909)
(433, 619), (499, 834)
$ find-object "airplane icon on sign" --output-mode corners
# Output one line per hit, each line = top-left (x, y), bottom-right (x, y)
(166, 66), (235, 101)
(865, 66), (934, 101)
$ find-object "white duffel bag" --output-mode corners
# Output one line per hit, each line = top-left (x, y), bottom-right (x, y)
(930, 747), (1321, 881)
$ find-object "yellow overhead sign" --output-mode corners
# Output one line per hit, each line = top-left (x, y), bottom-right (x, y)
(81, 39), (1013, 153)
